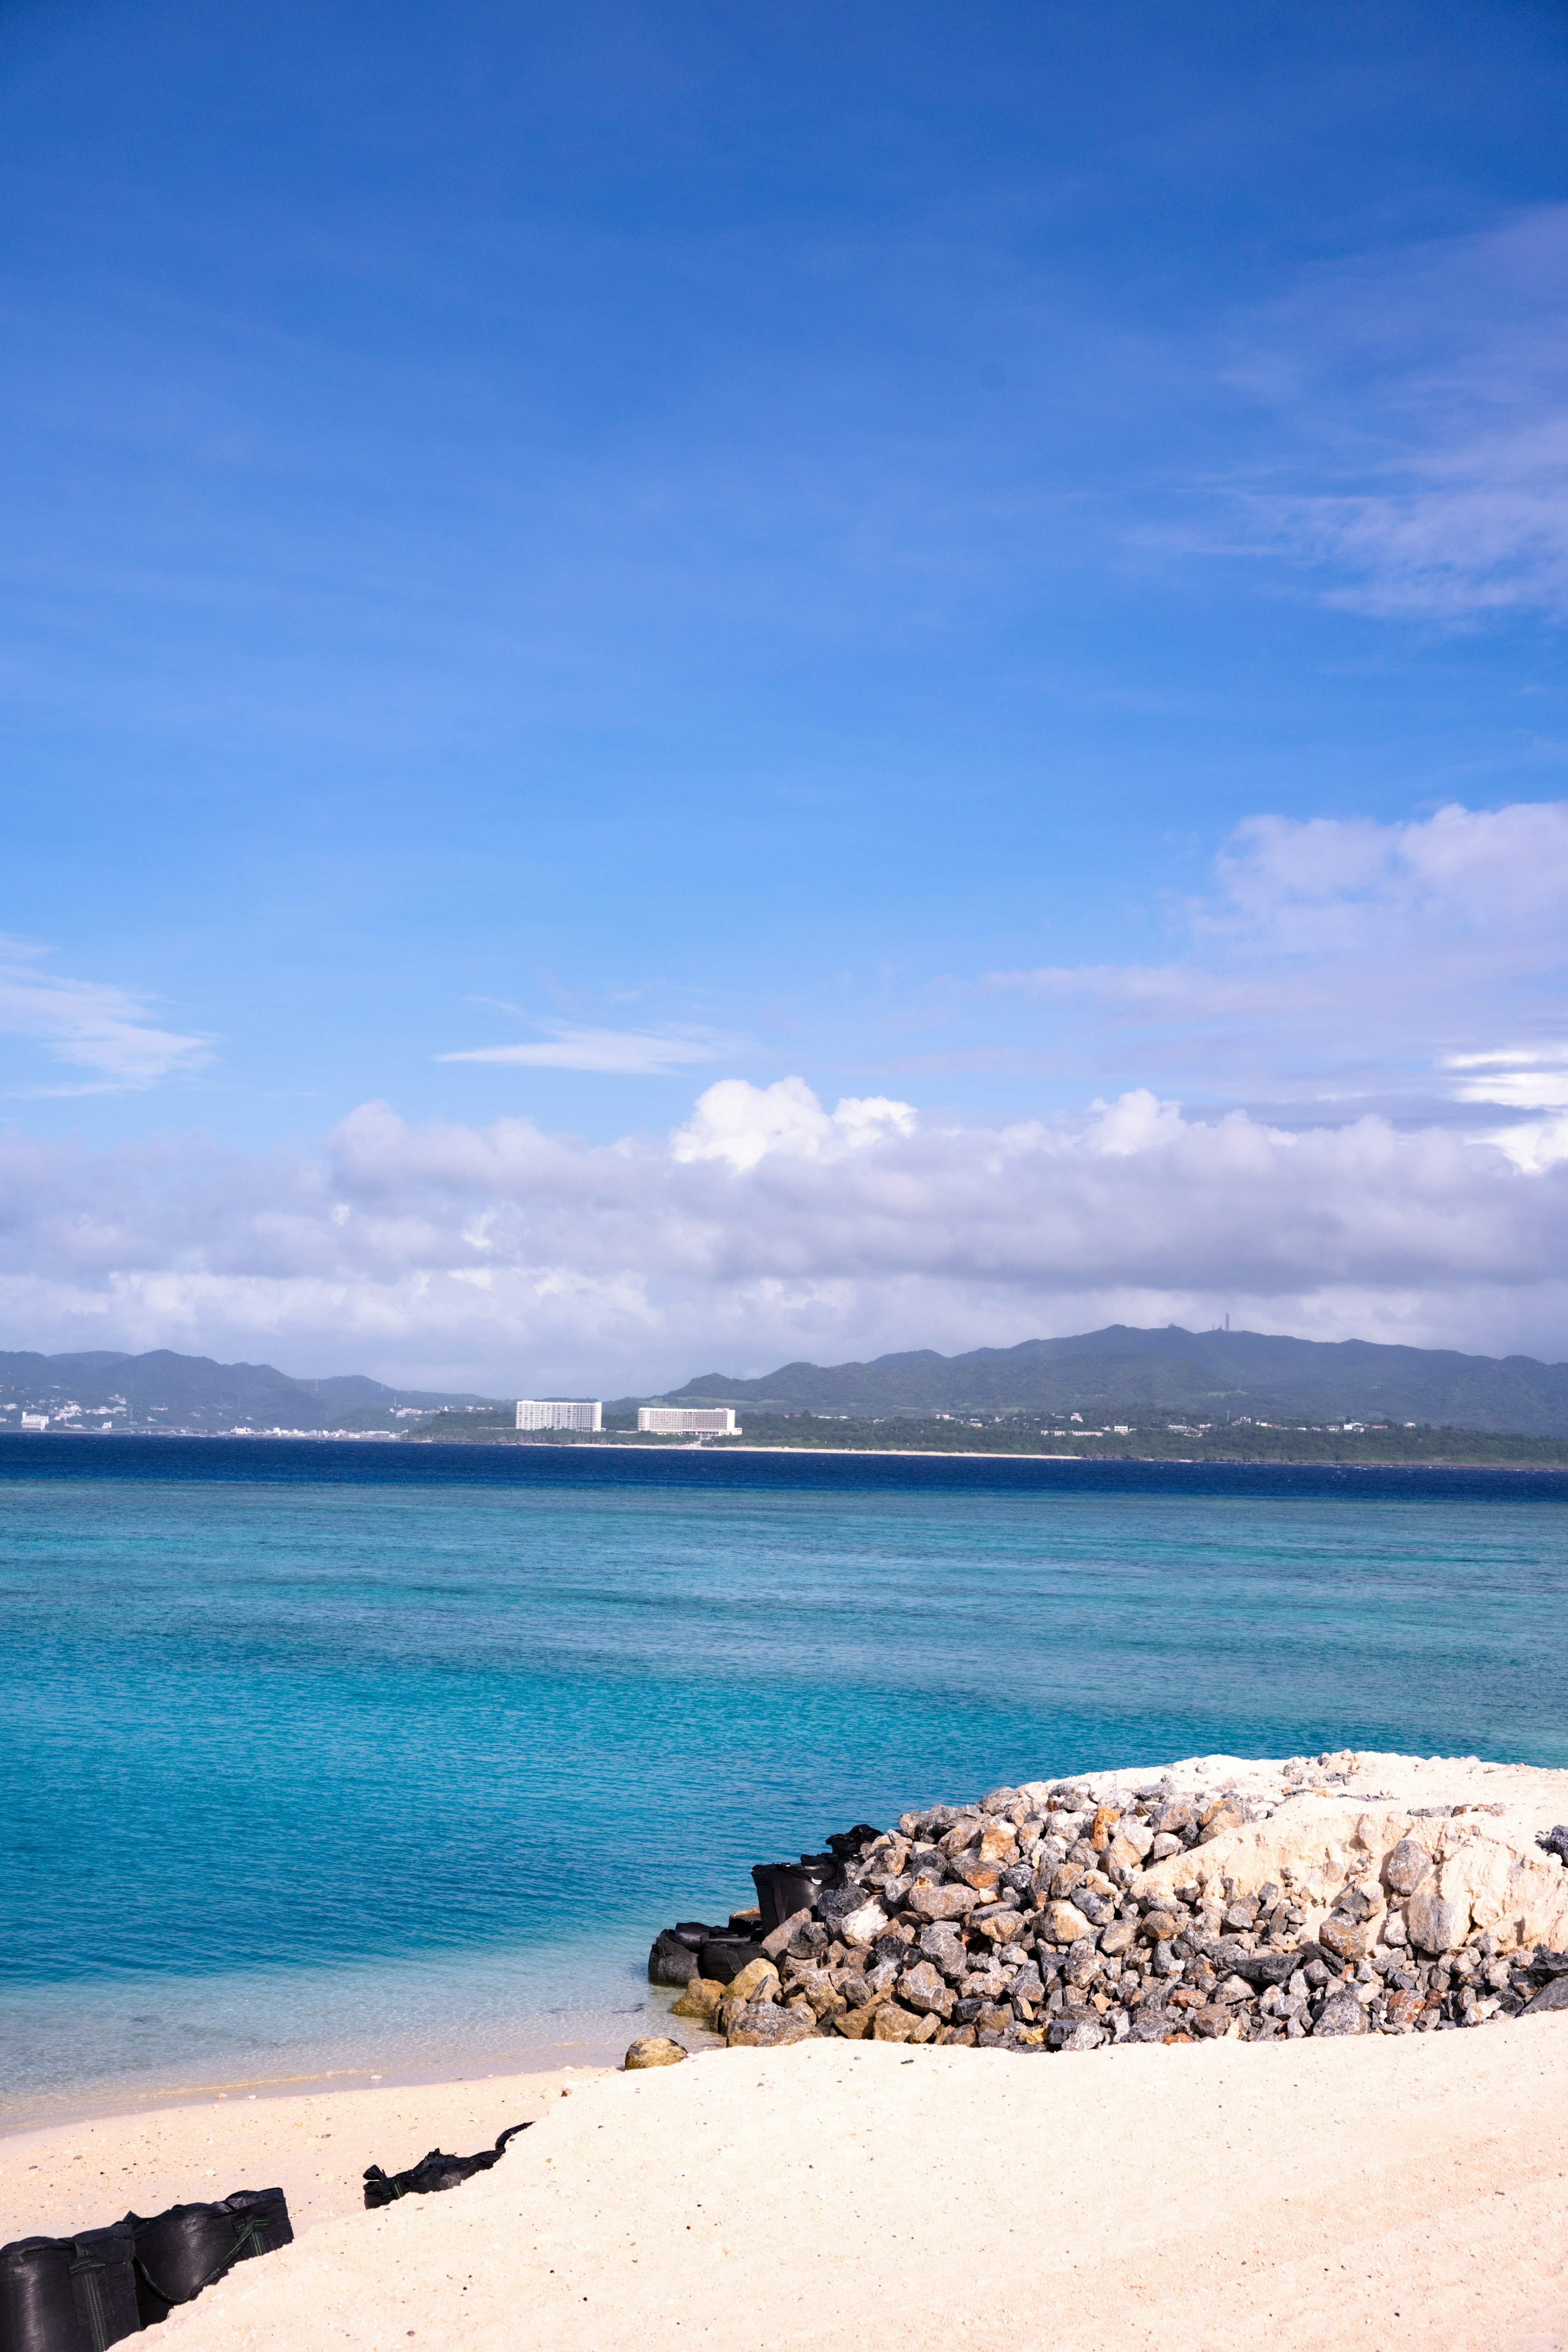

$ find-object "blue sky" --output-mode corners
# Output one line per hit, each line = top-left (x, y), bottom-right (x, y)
(2, 0), (1567, 1388)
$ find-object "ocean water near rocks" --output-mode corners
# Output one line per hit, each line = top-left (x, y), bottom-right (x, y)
(2, 1437), (1565, 2120)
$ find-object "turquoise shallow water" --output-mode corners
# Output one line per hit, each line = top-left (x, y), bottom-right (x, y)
(2, 1438), (1565, 2116)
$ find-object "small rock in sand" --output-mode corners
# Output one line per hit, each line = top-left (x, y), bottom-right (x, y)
(625, 2036), (688, 2069)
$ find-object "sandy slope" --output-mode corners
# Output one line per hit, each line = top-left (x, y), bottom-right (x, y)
(9, 2020), (1564, 2351)
(122, 2023), (1568, 2352)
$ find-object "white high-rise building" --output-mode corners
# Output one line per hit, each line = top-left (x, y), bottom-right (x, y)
(637, 1407), (739, 1436)
(516, 1399), (603, 1432)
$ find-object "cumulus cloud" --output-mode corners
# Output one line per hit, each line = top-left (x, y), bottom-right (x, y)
(672, 1076), (916, 1170)
(3, 1076), (1566, 1390)
(0, 936), (211, 1092)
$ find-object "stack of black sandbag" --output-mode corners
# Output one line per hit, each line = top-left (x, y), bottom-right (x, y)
(1, 2189), (291, 2352)
(125, 2188), (292, 2327)
(0, 2223), (141, 2352)
(649, 1820), (885, 1973)
(647, 1920), (724, 1987)
(362, 2123), (531, 2210)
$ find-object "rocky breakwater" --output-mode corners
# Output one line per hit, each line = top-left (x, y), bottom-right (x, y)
(647, 1755), (1568, 2055)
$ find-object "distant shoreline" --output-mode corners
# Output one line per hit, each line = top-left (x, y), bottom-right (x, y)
(3, 1429), (1566, 1471)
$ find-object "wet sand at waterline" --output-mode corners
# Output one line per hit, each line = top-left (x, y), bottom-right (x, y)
(4, 2023), (1565, 2352)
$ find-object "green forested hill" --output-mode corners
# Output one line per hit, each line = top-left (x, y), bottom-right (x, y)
(646, 1323), (1568, 1434)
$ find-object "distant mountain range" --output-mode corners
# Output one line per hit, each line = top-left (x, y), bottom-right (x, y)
(0, 1350), (494, 1432)
(648, 1325), (1568, 1436)
(7, 1323), (1568, 1440)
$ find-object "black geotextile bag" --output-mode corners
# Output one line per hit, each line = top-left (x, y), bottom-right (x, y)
(125, 2188), (293, 2328)
(0, 2223), (140, 2352)
(362, 2123), (531, 2210)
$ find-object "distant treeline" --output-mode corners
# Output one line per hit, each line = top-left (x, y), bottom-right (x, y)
(405, 1407), (1568, 1466)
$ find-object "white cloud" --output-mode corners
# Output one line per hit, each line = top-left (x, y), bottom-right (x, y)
(1445, 1048), (1568, 1112)
(0, 936), (211, 1091)
(439, 1024), (737, 1075)
(987, 798), (1568, 1131)
(672, 1076), (917, 1170)
(1, 1077), (1566, 1390)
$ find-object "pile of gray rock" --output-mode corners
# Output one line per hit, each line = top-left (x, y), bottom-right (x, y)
(650, 1780), (1568, 2054)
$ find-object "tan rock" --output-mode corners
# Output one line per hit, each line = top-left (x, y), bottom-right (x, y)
(972, 1910), (1024, 1944)
(955, 1857), (1003, 1896)
(834, 1990), (891, 2039)
(726, 1958), (781, 2005)
(624, 2036), (687, 2069)
(978, 1821), (1017, 1862)
(871, 2002), (920, 2043)
(1090, 1804), (1119, 1851)
(907, 1880), (980, 1921)
(1407, 1870), (1471, 1955)
(1384, 1837), (1428, 1897)
(1105, 1833), (1145, 1874)
(792, 1969), (846, 2021)
(1318, 1914), (1370, 1964)
(726, 2004), (818, 2048)
(1098, 1918), (1137, 1957)
(670, 1978), (725, 2026)
(759, 1907), (814, 1962)
(899, 1960), (954, 2018)
(1042, 1900), (1092, 1945)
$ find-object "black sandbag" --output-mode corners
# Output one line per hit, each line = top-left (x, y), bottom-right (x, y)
(0, 2223), (140, 2352)
(697, 1935), (761, 1983)
(825, 1824), (882, 1861)
(751, 1861), (834, 1934)
(750, 1865), (788, 1935)
(126, 2188), (292, 2328)
(648, 1928), (701, 1986)
(362, 2123), (531, 2211)
(670, 1922), (719, 1950)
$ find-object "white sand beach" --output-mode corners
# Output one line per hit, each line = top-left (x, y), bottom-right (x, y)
(2, 2027), (1563, 2352)
(5, 1751), (1567, 2352)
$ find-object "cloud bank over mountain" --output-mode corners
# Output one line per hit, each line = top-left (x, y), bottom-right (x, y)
(4, 1072), (1565, 1393)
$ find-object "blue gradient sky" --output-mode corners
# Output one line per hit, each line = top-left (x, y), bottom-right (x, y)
(2, 0), (1567, 1385)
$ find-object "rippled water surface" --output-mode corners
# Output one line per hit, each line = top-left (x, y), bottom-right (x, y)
(3, 1438), (1564, 2114)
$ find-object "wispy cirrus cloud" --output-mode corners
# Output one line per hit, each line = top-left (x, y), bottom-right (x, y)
(0, 936), (212, 1093)
(438, 1023), (741, 1076)
(1214, 208), (1568, 621)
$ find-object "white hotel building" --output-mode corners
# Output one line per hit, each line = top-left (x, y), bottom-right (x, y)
(637, 1407), (740, 1436)
(515, 1399), (603, 1432)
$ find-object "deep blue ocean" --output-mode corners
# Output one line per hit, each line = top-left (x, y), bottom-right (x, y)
(2, 1437), (1565, 2118)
